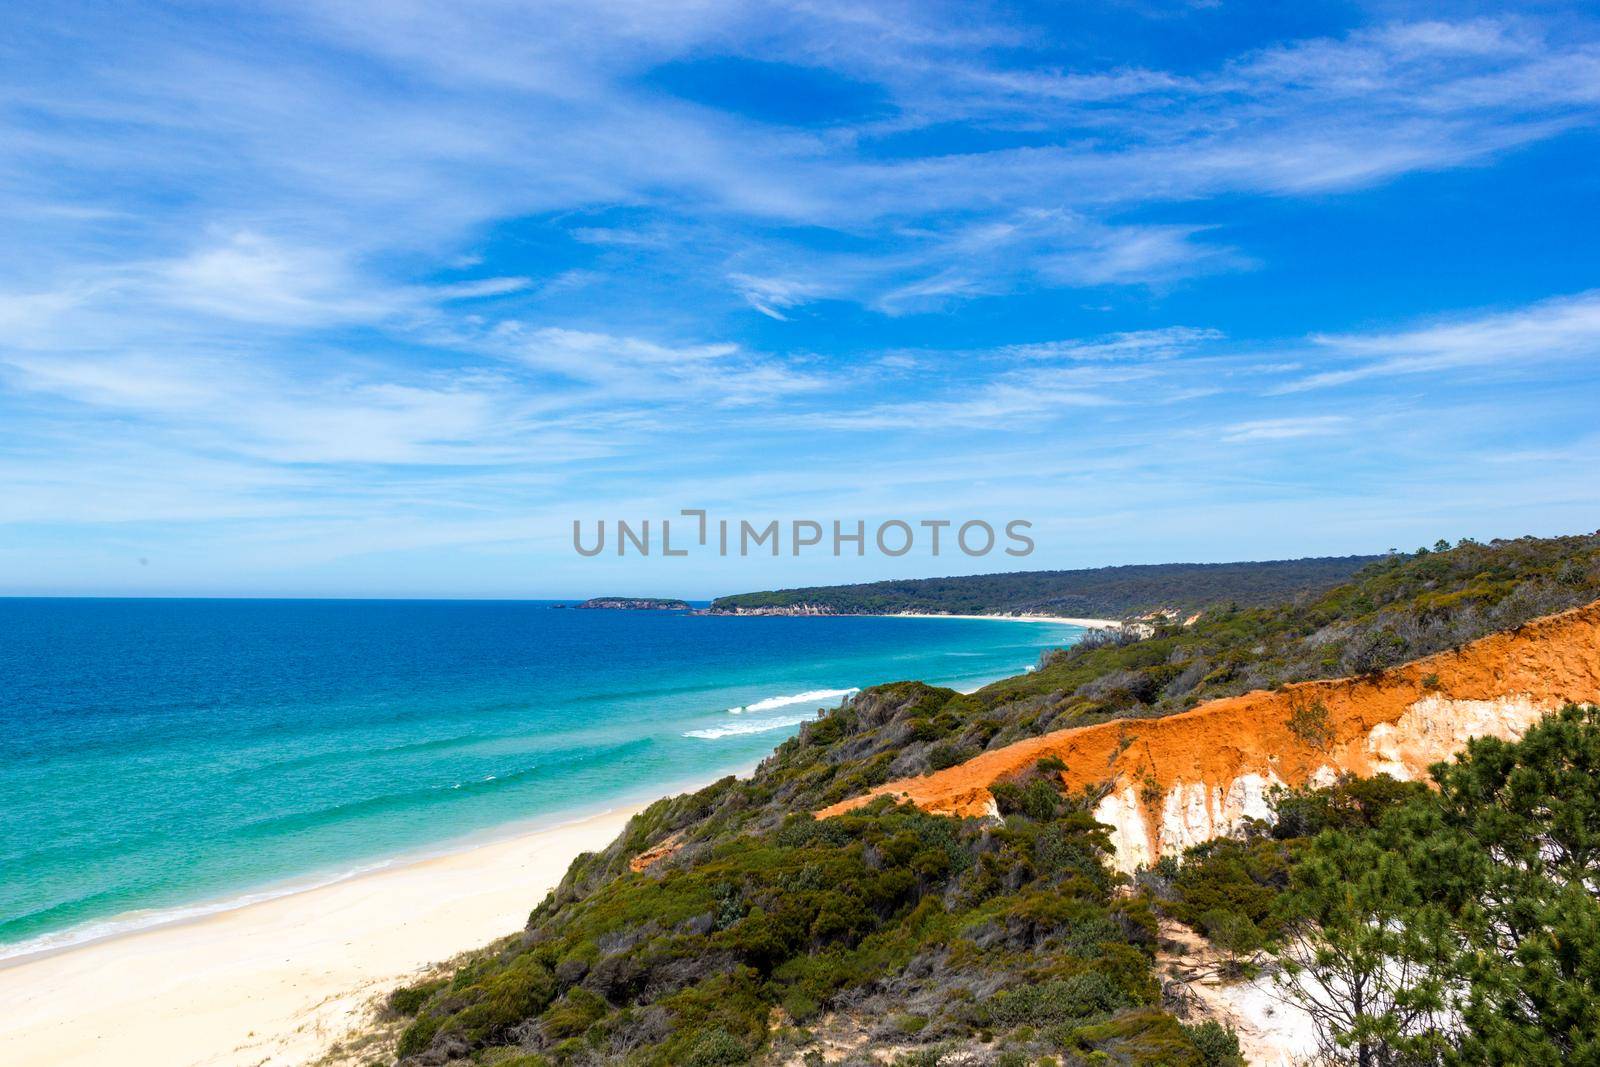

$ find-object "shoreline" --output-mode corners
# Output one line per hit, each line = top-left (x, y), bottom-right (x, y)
(875, 611), (1120, 628)
(0, 799), (665, 1066)
(0, 760), (759, 972)
(0, 622), (1087, 1066)
(709, 609), (1119, 627)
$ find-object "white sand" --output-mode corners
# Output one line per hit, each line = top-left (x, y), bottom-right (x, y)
(0, 606), (1098, 1067)
(0, 805), (646, 1067)
(881, 612), (1120, 628)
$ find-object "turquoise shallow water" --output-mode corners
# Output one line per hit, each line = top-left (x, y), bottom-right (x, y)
(0, 599), (1085, 959)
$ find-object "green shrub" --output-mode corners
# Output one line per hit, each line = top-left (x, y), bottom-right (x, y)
(781, 987), (822, 1021)
(1166, 837), (1289, 939)
(539, 986), (607, 1040)
(386, 976), (444, 1016)
(1182, 1019), (1244, 1066)
(990, 971), (1130, 1028)
(396, 1012), (442, 1059)
(992, 777), (1069, 821)
(1052, 1007), (1207, 1064)
(1269, 774), (1426, 840)
(1195, 908), (1264, 969)
(683, 1028), (750, 1066)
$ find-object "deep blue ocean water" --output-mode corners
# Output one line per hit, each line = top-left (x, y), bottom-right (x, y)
(0, 598), (1086, 960)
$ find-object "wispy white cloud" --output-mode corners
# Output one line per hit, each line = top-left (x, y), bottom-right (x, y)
(1221, 415), (1350, 443)
(1279, 289), (1600, 392)
(2, 4), (1599, 590)
(433, 276), (534, 300)
(726, 273), (830, 320)
(155, 233), (399, 327)
(7, 7), (1590, 321)
(1002, 327), (1224, 362)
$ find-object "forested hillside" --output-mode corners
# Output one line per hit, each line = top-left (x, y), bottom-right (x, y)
(710, 556), (1380, 618)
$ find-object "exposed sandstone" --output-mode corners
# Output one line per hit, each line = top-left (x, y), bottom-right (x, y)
(819, 599), (1600, 871)
(627, 831), (684, 873)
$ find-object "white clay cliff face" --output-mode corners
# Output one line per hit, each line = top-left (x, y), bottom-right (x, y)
(822, 600), (1600, 877)
(1094, 693), (1560, 873)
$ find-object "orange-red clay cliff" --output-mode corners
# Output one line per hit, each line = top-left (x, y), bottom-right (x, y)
(819, 598), (1600, 871)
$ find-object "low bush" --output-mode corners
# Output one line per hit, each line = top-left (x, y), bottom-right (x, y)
(989, 972), (1131, 1028)
(1182, 1019), (1244, 1066)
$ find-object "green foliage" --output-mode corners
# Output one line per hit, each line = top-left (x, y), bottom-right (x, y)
(1195, 908), (1265, 969)
(538, 987), (607, 1040)
(1274, 704), (1600, 1066)
(1182, 1020), (1244, 1066)
(385, 534), (1600, 1066)
(394, 789), (1169, 1064)
(992, 775), (1072, 822)
(1268, 773), (1428, 840)
(1051, 1008), (1211, 1065)
(956, 533), (1600, 746)
(988, 972), (1132, 1027)
(681, 1028), (749, 1066)
(925, 740), (972, 771)
(1165, 837), (1290, 943)
(711, 555), (1379, 617)
(1276, 825), (1456, 1066)
(386, 977), (445, 1017)
(1430, 703), (1600, 1062)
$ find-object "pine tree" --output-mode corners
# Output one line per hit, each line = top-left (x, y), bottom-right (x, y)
(1276, 825), (1454, 1066)
(1431, 705), (1600, 1064)
(1275, 705), (1600, 1066)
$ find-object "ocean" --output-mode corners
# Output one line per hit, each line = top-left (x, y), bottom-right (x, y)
(0, 598), (1087, 961)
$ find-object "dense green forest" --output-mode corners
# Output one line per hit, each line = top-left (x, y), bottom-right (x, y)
(709, 556), (1380, 618)
(382, 533), (1600, 1066)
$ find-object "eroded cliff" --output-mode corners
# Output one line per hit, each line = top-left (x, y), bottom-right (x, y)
(819, 598), (1600, 870)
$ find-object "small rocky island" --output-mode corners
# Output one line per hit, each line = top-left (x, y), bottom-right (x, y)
(574, 597), (690, 611)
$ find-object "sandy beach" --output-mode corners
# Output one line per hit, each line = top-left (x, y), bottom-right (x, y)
(0, 805), (646, 1067)
(883, 612), (1120, 628)
(0, 610), (1088, 1067)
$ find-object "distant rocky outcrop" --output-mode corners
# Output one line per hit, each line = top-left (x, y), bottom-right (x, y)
(703, 601), (838, 617)
(574, 597), (690, 611)
(820, 597), (1600, 871)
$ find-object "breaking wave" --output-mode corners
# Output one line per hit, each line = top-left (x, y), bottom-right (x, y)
(685, 711), (820, 740)
(726, 687), (858, 715)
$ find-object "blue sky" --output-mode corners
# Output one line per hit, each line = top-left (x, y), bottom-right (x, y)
(2, 1), (1598, 597)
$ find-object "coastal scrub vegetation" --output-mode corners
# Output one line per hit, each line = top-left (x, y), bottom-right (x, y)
(954, 532), (1600, 748)
(393, 773), (1220, 1065)
(383, 532), (1600, 1065)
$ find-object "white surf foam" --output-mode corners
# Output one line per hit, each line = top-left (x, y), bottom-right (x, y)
(726, 687), (858, 715)
(685, 711), (821, 740)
